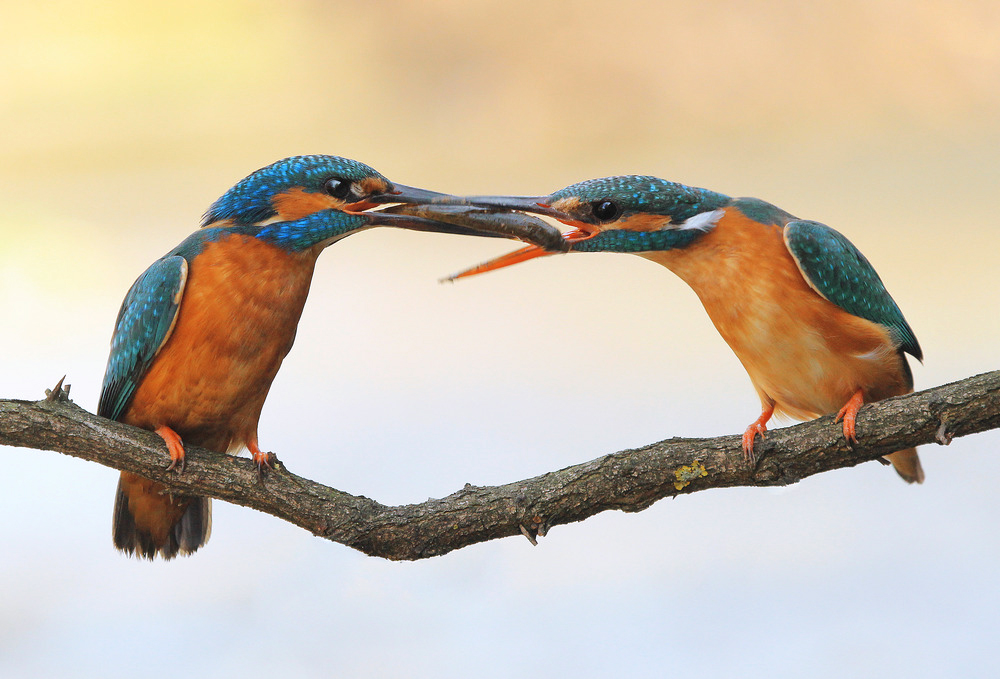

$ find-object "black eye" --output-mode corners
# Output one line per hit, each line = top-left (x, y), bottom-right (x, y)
(324, 177), (353, 200)
(592, 199), (620, 222)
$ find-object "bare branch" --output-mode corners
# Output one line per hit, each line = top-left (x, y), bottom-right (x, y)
(2, 370), (999, 560)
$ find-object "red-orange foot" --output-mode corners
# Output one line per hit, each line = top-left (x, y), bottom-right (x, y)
(248, 438), (277, 481)
(156, 425), (186, 473)
(742, 403), (775, 463)
(835, 389), (865, 445)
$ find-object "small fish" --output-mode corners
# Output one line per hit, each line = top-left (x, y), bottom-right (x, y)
(382, 203), (567, 253)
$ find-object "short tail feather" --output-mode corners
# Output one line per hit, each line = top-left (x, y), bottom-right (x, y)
(885, 448), (924, 484)
(113, 472), (212, 560)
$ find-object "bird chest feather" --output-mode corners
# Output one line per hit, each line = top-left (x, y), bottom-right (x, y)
(640, 209), (906, 417)
(123, 234), (318, 449)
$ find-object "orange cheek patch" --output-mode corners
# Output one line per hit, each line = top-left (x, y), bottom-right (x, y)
(271, 187), (338, 221)
(358, 176), (389, 195)
(345, 200), (378, 213)
(614, 213), (673, 232)
(549, 196), (582, 213)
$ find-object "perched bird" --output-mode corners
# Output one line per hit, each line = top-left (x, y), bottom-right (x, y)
(98, 154), (563, 559)
(440, 176), (924, 483)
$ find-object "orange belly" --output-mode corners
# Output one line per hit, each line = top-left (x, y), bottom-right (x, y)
(642, 208), (911, 420)
(122, 234), (320, 453)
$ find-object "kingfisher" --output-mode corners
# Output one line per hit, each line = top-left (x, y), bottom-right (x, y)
(98, 154), (564, 560)
(439, 175), (924, 483)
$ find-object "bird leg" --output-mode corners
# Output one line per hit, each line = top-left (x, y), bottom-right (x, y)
(742, 402), (775, 463)
(156, 425), (187, 473)
(835, 389), (865, 445)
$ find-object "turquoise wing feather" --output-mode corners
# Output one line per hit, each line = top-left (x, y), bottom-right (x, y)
(98, 256), (188, 421)
(784, 220), (921, 360)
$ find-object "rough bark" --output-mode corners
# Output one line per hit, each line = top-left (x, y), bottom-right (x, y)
(2, 371), (998, 560)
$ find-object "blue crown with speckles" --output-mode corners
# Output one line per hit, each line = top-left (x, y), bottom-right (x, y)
(202, 155), (387, 227)
(551, 175), (729, 224)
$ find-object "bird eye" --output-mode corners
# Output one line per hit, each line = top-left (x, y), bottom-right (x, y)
(323, 177), (353, 200)
(592, 199), (620, 222)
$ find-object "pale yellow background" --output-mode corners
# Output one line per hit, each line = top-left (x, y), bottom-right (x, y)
(2, 1), (998, 676)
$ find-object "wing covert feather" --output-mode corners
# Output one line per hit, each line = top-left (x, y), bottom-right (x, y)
(784, 220), (921, 360)
(98, 256), (188, 420)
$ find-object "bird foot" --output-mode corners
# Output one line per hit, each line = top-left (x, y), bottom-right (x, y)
(255, 452), (278, 474)
(835, 390), (864, 445)
(156, 426), (187, 474)
(741, 423), (766, 464)
(248, 441), (278, 484)
(742, 404), (775, 465)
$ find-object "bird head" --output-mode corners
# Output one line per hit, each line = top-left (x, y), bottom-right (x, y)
(437, 175), (732, 279)
(200, 155), (565, 251)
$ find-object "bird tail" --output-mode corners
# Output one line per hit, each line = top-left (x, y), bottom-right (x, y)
(884, 448), (925, 484)
(112, 472), (212, 559)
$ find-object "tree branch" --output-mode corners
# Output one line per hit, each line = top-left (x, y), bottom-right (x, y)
(2, 371), (998, 560)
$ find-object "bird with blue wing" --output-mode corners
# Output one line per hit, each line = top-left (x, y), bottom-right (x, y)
(99, 155), (564, 559)
(438, 176), (924, 483)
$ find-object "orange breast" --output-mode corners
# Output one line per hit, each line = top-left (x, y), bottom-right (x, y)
(641, 208), (910, 419)
(123, 234), (319, 453)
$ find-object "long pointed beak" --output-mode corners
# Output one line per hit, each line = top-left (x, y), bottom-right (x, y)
(428, 193), (598, 243)
(423, 194), (599, 281)
(440, 221), (598, 281)
(440, 244), (551, 282)
(367, 182), (451, 206)
(345, 182), (452, 214)
(361, 187), (595, 279)
(361, 204), (567, 251)
(437, 194), (572, 222)
(379, 203), (567, 251)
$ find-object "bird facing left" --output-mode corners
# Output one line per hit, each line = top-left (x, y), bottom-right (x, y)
(98, 154), (565, 560)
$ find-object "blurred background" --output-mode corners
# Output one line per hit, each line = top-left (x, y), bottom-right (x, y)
(2, 1), (998, 676)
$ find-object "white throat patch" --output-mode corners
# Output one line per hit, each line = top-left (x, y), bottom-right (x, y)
(679, 208), (724, 232)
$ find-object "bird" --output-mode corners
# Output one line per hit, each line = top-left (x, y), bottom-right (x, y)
(98, 154), (564, 560)
(438, 175), (924, 483)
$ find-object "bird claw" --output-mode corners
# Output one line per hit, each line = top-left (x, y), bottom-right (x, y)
(155, 426), (187, 475)
(246, 438), (278, 484)
(742, 404), (774, 466)
(165, 456), (186, 474)
(835, 390), (864, 446)
(741, 425), (765, 464)
(253, 451), (278, 484)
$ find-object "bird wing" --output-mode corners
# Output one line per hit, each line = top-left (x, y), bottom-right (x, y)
(783, 220), (921, 360)
(98, 256), (189, 421)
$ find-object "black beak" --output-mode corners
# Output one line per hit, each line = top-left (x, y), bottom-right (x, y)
(366, 182), (452, 206)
